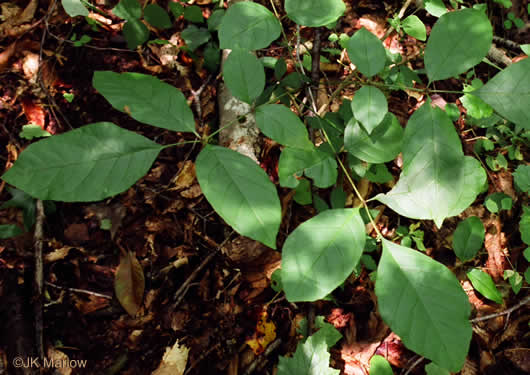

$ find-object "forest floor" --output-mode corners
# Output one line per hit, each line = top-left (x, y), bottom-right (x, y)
(0, 1), (529, 374)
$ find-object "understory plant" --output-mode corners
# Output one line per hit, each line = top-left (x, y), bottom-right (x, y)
(2, 0), (530, 373)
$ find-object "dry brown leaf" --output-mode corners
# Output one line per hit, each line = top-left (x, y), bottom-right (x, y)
(152, 339), (189, 375)
(484, 216), (508, 281)
(64, 223), (90, 242)
(0, 41), (17, 72)
(46, 347), (72, 375)
(180, 184), (202, 199)
(171, 161), (196, 190)
(84, 202), (126, 239)
(115, 251), (145, 316)
(501, 348), (530, 372)
(44, 246), (83, 263)
(73, 294), (110, 315)
(21, 97), (45, 127)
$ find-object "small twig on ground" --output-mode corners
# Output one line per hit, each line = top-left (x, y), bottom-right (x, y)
(171, 233), (233, 310)
(44, 282), (113, 300)
(243, 338), (282, 375)
(402, 355), (424, 375)
(34, 200), (45, 362)
(470, 295), (530, 323)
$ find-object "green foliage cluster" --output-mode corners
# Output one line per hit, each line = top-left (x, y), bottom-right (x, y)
(4, 1), (530, 373)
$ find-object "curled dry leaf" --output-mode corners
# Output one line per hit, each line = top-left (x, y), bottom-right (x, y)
(152, 339), (190, 375)
(115, 251), (145, 316)
(171, 161), (196, 190)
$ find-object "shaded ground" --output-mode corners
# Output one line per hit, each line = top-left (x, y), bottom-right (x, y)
(0, 1), (529, 374)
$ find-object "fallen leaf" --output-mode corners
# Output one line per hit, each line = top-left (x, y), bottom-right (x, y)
(21, 97), (45, 128)
(0, 41), (17, 72)
(73, 294), (110, 314)
(115, 251), (145, 316)
(171, 161), (196, 190)
(502, 348), (530, 372)
(64, 223), (90, 242)
(246, 310), (277, 355)
(484, 216), (508, 281)
(46, 347), (72, 375)
(152, 339), (189, 375)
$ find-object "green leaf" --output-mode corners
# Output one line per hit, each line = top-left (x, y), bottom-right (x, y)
(513, 165), (530, 192)
(285, 0), (346, 27)
(369, 355), (393, 375)
(375, 239), (472, 372)
(122, 19), (149, 49)
(425, 362), (451, 375)
(62, 0), (89, 17)
(520, 206), (530, 245)
(346, 28), (386, 77)
(195, 145), (281, 249)
(294, 179), (312, 205)
(523, 247), (530, 262)
(525, 267), (530, 284)
(203, 42), (220, 72)
(345, 113), (402, 163)
(92, 71), (196, 133)
(330, 187), (346, 209)
(223, 49), (264, 104)
(374, 103), (486, 228)
(218, 2), (281, 50)
(208, 9), (225, 31)
(460, 94), (493, 119)
(169, 2), (184, 18)
(281, 209), (365, 302)
(474, 58), (530, 129)
(275, 58), (287, 80)
(255, 104), (313, 150)
(424, 9), (492, 81)
(278, 146), (337, 188)
(313, 193), (329, 213)
(181, 25), (211, 51)
(277, 329), (340, 375)
(144, 4), (172, 29)
(1, 187), (36, 231)
(351, 86), (388, 134)
(0, 224), (24, 239)
(453, 216), (484, 262)
(484, 192), (513, 213)
(521, 44), (530, 55)
(112, 0), (141, 21)
(504, 270), (523, 295)
(19, 124), (52, 140)
(1, 123), (163, 202)
(365, 164), (393, 183)
(402, 15), (426, 41)
(183, 5), (204, 23)
(299, 316), (343, 347)
(424, 0), (447, 17)
(467, 268), (504, 304)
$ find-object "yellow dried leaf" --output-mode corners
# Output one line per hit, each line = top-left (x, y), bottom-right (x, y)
(246, 311), (276, 355)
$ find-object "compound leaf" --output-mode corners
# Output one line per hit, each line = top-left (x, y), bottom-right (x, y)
(375, 239), (472, 372)
(255, 104), (313, 150)
(374, 103), (486, 228)
(2, 123), (163, 202)
(474, 58), (530, 129)
(351, 85), (388, 134)
(223, 49), (265, 104)
(453, 216), (484, 261)
(425, 9), (492, 81)
(93, 71), (196, 134)
(219, 2), (281, 50)
(281, 209), (365, 302)
(346, 27), (386, 77)
(344, 113), (403, 163)
(195, 145), (281, 249)
(285, 0), (346, 27)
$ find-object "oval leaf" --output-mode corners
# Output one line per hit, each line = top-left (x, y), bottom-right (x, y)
(281, 209), (365, 302)
(351, 85), (388, 134)
(144, 4), (172, 29)
(424, 9), (492, 81)
(223, 49), (265, 104)
(375, 239), (472, 371)
(285, 0), (346, 27)
(62, 0), (89, 17)
(123, 19), (149, 49)
(369, 355), (393, 375)
(93, 71), (196, 134)
(346, 27), (386, 77)
(344, 113), (403, 163)
(2, 123), (162, 202)
(112, 0), (141, 21)
(374, 102), (486, 228)
(474, 58), (530, 129)
(115, 251), (145, 316)
(195, 145), (281, 249)
(402, 15), (426, 41)
(453, 216), (484, 262)
(218, 2), (281, 50)
(467, 268), (503, 304)
(255, 104), (313, 150)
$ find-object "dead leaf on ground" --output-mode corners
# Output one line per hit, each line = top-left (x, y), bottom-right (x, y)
(21, 97), (45, 127)
(171, 161), (196, 190)
(73, 294), (110, 315)
(246, 310), (277, 355)
(152, 339), (189, 375)
(46, 347), (72, 375)
(64, 223), (90, 242)
(501, 348), (530, 372)
(484, 216), (508, 281)
(44, 246), (84, 263)
(115, 251), (145, 316)
(0, 41), (17, 72)
(84, 202), (126, 239)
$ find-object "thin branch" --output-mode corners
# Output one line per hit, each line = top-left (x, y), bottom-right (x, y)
(470, 296), (530, 323)
(34, 200), (45, 362)
(243, 338), (282, 375)
(403, 356), (424, 375)
(44, 282), (113, 300)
